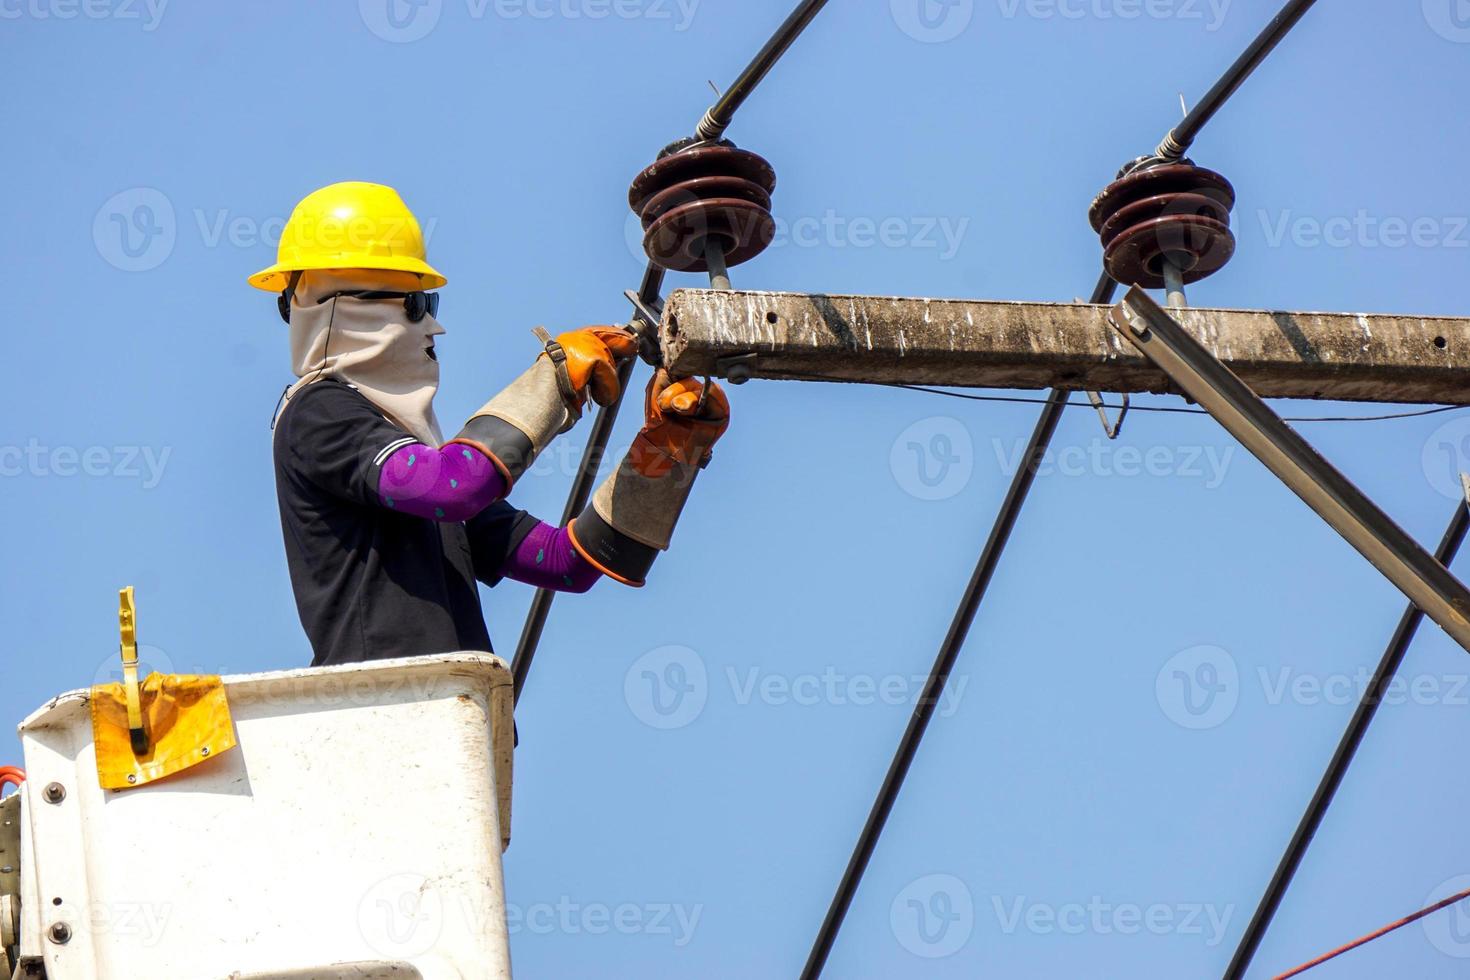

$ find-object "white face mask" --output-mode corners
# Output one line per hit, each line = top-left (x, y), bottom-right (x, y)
(281, 270), (446, 446)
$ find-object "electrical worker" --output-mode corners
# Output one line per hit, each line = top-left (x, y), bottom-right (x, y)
(249, 181), (729, 666)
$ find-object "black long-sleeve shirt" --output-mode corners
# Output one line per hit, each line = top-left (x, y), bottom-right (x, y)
(273, 380), (537, 666)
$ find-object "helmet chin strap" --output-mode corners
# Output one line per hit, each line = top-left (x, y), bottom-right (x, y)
(270, 285), (335, 432)
(277, 270), (304, 324)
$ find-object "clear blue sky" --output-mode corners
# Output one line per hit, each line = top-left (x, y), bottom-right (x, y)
(4, 1), (1470, 976)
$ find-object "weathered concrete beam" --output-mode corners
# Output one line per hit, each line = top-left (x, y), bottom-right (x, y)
(658, 289), (1470, 404)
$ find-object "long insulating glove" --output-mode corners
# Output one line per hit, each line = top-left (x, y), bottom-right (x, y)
(448, 326), (638, 486)
(569, 370), (730, 587)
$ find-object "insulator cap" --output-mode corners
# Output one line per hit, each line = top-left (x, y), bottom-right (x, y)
(1089, 164), (1236, 289)
(629, 145), (777, 273)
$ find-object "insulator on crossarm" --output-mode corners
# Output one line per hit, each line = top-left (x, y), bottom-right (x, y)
(1088, 163), (1236, 289)
(629, 144), (777, 273)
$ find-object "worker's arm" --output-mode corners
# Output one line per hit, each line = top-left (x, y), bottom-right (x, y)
(280, 326), (636, 521)
(367, 322), (638, 521)
(376, 440), (508, 520)
(447, 326), (637, 489)
(568, 371), (729, 587)
(465, 503), (602, 593)
(276, 381), (510, 518)
(280, 391), (603, 592)
(378, 444), (599, 591)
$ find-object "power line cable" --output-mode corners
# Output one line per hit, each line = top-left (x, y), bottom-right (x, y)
(1224, 490), (1470, 977)
(510, 0), (834, 703)
(1271, 885), (1470, 979)
(800, 0), (1324, 973)
(750, 370), (1467, 424)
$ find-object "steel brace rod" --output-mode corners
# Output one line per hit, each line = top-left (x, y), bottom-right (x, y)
(1109, 287), (1470, 651)
(1225, 475), (1470, 979)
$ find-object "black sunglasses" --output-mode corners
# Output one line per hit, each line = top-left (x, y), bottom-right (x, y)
(277, 287), (440, 325)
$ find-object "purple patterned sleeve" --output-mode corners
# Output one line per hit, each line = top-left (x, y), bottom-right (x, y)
(500, 521), (602, 593)
(377, 442), (508, 521)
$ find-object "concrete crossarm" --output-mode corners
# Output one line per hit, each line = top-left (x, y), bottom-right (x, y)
(658, 289), (1470, 404)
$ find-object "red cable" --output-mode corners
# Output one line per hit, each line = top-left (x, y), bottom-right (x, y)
(1273, 885), (1470, 978)
(0, 766), (24, 794)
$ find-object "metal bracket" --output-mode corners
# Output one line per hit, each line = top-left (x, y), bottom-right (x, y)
(1108, 286), (1470, 653)
(117, 586), (149, 756)
(1085, 390), (1129, 440)
(714, 352), (760, 385)
(623, 289), (663, 334)
(1076, 293), (1128, 439)
(623, 289), (665, 366)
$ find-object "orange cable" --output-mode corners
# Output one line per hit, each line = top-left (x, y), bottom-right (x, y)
(1273, 886), (1470, 978)
(0, 765), (25, 793)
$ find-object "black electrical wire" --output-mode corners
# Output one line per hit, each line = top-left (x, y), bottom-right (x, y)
(802, 0), (1325, 971)
(510, 0), (835, 704)
(749, 371), (1466, 424)
(1223, 494), (1470, 979)
(1158, 0), (1320, 159)
(512, 266), (662, 704)
(798, 269), (1114, 980)
(695, 0), (831, 142)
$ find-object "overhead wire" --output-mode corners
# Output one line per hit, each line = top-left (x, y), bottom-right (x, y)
(1270, 885), (1470, 979)
(797, 272), (1108, 980)
(747, 370), (1467, 423)
(509, 0), (833, 704)
(511, 272), (656, 703)
(800, 0), (1324, 973)
(1223, 491), (1470, 977)
(1156, 0), (1323, 161)
(497, 0), (1449, 973)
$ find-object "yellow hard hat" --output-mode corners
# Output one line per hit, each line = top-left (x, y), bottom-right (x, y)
(247, 181), (447, 292)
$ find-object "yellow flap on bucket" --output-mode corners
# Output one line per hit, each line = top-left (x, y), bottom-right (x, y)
(90, 674), (236, 790)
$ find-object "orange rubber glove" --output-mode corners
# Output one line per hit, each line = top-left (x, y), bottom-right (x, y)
(568, 369), (731, 586)
(545, 326), (639, 410)
(629, 370), (731, 479)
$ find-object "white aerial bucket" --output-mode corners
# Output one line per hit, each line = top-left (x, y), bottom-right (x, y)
(14, 653), (514, 980)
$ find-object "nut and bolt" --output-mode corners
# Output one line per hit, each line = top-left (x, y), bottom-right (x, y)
(48, 922), (71, 944)
(42, 783), (65, 805)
